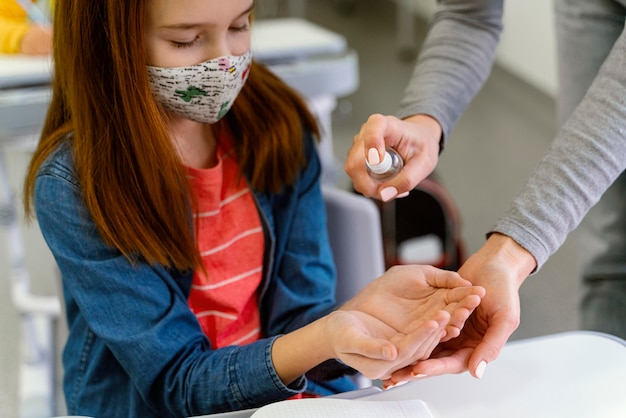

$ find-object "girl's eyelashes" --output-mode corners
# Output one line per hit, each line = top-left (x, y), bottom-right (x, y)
(230, 23), (250, 33)
(231, 13), (252, 33)
(171, 38), (199, 49)
(167, 17), (250, 50)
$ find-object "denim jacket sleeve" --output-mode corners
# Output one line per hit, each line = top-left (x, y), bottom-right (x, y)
(34, 143), (305, 417)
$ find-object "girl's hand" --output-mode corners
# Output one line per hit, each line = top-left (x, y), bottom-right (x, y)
(341, 264), (485, 343)
(323, 309), (450, 380)
(271, 265), (484, 385)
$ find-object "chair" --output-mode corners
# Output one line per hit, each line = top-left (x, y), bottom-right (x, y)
(322, 186), (386, 305)
(323, 186), (387, 389)
(322, 186), (388, 389)
(1, 144), (62, 418)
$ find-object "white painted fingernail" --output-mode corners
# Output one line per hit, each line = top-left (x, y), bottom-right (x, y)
(380, 187), (398, 202)
(411, 373), (428, 378)
(476, 361), (487, 379)
(386, 380), (408, 389)
(397, 191), (410, 198)
(367, 148), (380, 165)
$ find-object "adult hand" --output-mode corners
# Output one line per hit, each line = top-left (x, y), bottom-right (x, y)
(385, 233), (537, 385)
(20, 25), (52, 55)
(341, 264), (485, 351)
(345, 114), (442, 201)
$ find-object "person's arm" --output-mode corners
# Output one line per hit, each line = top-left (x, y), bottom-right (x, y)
(271, 308), (451, 384)
(345, 0), (504, 200)
(34, 146), (312, 415)
(397, 0), (504, 143)
(491, 26), (626, 271)
(392, 14), (626, 382)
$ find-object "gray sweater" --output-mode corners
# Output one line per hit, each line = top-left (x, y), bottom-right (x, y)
(397, 0), (626, 270)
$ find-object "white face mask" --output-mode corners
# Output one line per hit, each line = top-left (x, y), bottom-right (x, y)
(147, 51), (252, 124)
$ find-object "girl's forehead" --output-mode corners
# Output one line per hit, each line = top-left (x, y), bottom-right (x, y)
(146, 0), (254, 27)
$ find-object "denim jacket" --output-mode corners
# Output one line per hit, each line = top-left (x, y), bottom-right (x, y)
(34, 134), (355, 417)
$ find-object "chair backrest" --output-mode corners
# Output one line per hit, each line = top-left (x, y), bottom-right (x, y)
(322, 186), (385, 304)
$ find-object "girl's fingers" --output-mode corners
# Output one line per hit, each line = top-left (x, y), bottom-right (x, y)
(395, 311), (449, 364)
(445, 294), (483, 329)
(342, 312), (448, 380)
(343, 335), (398, 361)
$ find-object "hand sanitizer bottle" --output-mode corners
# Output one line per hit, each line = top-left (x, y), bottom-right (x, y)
(365, 147), (404, 180)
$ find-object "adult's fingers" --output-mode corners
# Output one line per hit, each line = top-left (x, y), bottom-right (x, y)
(467, 315), (518, 378)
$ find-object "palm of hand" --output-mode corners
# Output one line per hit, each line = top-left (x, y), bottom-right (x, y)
(342, 265), (483, 341)
(386, 251), (523, 383)
(329, 309), (448, 380)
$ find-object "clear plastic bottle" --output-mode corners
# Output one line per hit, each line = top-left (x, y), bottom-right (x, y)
(365, 147), (404, 180)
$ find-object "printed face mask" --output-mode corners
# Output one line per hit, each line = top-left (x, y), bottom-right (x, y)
(147, 51), (252, 124)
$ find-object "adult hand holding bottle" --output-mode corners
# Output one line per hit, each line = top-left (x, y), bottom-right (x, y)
(344, 113), (442, 201)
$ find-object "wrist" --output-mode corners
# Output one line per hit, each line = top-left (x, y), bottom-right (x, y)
(484, 233), (537, 286)
(404, 114), (443, 148)
(271, 317), (333, 385)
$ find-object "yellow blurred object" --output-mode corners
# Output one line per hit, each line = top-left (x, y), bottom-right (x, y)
(0, 0), (51, 54)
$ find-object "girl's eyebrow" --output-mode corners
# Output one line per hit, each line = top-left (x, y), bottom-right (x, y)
(159, 3), (254, 31)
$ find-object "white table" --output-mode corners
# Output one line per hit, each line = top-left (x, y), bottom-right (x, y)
(362, 331), (626, 418)
(0, 54), (51, 88)
(0, 55), (52, 140)
(51, 331), (626, 417)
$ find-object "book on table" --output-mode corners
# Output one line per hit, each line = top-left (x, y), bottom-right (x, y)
(245, 397), (435, 418)
(193, 386), (437, 418)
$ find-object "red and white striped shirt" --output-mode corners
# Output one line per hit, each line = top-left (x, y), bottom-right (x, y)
(187, 136), (264, 349)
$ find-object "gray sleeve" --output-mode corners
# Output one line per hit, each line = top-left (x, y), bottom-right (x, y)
(397, 0), (504, 145)
(492, 26), (626, 270)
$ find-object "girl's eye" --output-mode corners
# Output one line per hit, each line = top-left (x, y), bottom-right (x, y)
(230, 23), (250, 33)
(171, 38), (198, 49)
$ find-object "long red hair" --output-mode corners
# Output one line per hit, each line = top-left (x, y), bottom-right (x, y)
(24, 0), (319, 272)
